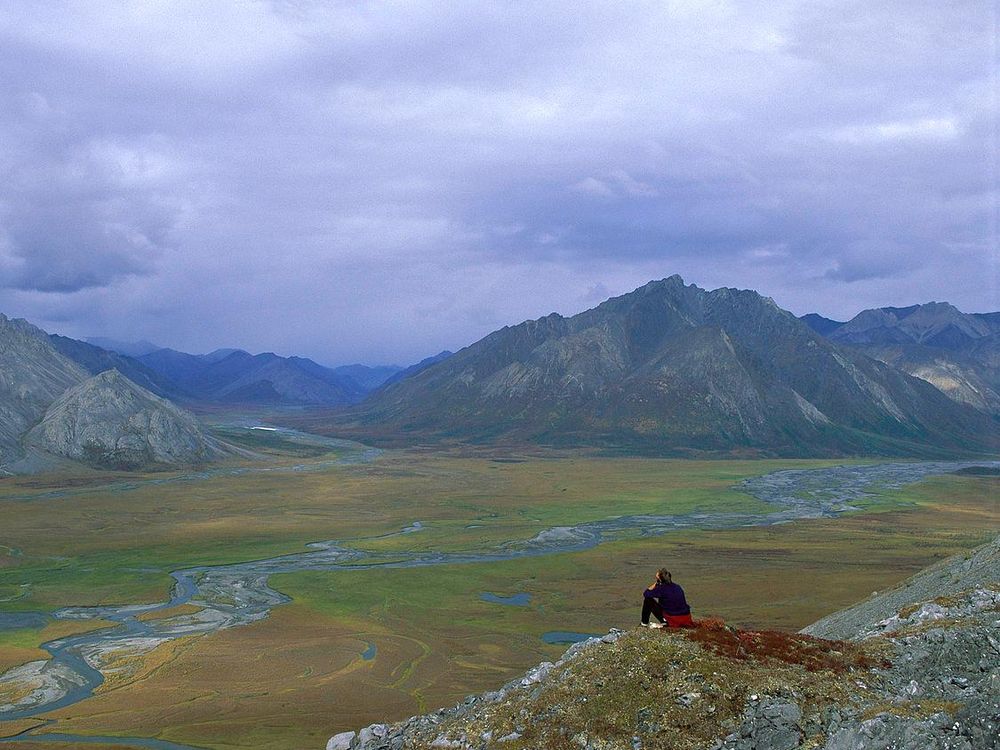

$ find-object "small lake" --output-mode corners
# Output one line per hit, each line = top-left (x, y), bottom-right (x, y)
(361, 642), (377, 661)
(480, 592), (531, 606)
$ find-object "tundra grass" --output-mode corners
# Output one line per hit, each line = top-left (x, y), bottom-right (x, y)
(0, 455), (838, 615)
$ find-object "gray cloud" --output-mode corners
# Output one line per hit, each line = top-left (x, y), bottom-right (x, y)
(0, 0), (995, 364)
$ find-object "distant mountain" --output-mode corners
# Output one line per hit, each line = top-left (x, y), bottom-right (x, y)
(201, 348), (245, 363)
(136, 348), (367, 406)
(799, 313), (845, 337)
(26, 370), (221, 470)
(804, 303), (1000, 414)
(0, 315), (219, 473)
(49, 335), (179, 399)
(337, 277), (998, 456)
(0, 314), (89, 467)
(136, 348), (212, 389)
(331, 363), (404, 391)
(84, 337), (162, 358)
(830, 302), (997, 347)
(71, 342), (421, 407)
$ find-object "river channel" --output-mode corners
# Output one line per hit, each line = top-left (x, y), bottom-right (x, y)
(0, 442), (994, 748)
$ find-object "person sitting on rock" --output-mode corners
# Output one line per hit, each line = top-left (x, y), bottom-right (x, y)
(641, 568), (693, 628)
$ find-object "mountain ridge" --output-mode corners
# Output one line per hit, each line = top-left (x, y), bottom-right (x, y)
(330, 276), (998, 457)
(802, 302), (1000, 414)
(0, 314), (89, 468)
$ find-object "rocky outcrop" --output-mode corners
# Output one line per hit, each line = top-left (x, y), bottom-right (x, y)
(26, 369), (221, 470)
(0, 314), (88, 468)
(801, 533), (1000, 641)
(338, 277), (998, 457)
(328, 534), (1000, 750)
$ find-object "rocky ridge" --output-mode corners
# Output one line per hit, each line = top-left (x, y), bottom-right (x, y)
(340, 276), (998, 457)
(803, 303), (1000, 414)
(328, 534), (1000, 750)
(0, 313), (88, 468)
(26, 369), (222, 470)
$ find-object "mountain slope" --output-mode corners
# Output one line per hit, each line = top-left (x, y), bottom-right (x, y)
(379, 351), (453, 388)
(26, 369), (221, 470)
(806, 303), (1000, 414)
(331, 534), (1000, 750)
(340, 277), (998, 456)
(0, 314), (88, 467)
(799, 313), (845, 336)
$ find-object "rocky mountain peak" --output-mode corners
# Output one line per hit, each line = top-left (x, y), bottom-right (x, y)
(343, 277), (994, 456)
(811, 301), (1000, 414)
(831, 302), (993, 347)
(26, 368), (220, 470)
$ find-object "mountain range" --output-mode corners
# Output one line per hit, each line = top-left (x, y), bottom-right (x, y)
(91, 343), (424, 407)
(328, 276), (998, 457)
(802, 302), (1000, 414)
(26, 369), (222, 470)
(2, 277), (997, 468)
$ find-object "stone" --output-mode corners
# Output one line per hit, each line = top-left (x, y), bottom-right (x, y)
(326, 731), (357, 750)
(357, 724), (389, 749)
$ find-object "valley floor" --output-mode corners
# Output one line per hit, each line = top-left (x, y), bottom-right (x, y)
(0, 429), (995, 749)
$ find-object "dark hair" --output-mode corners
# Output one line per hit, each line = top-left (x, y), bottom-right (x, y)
(656, 568), (672, 584)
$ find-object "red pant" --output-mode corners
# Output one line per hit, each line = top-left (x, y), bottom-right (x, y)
(642, 598), (694, 627)
(664, 613), (694, 628)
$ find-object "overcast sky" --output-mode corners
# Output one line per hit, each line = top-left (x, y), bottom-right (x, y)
(0, 1), (996, 366)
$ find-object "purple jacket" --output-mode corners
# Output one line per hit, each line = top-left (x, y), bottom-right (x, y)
(643, 581), (691, 616)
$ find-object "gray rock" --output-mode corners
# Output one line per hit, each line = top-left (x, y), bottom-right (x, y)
(0, 313), (88, 468)
(356, 724), (389, 750)
(326, 731), (357, 750)
(803, 537), (1000, 640)
(823, 714), (972, 750)
(26, 369), (221, 469)
(520, 661), (553, 686)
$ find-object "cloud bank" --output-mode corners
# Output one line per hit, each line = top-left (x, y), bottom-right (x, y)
(0, 0), (995, 364)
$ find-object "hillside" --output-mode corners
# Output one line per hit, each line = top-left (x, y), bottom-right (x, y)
(25, 369), (222, 470)
(802, 303), (1000, 414)
(333, 277), (999, 457)
(0, 314), (88, 468)
(329, 534), (1000, 750)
